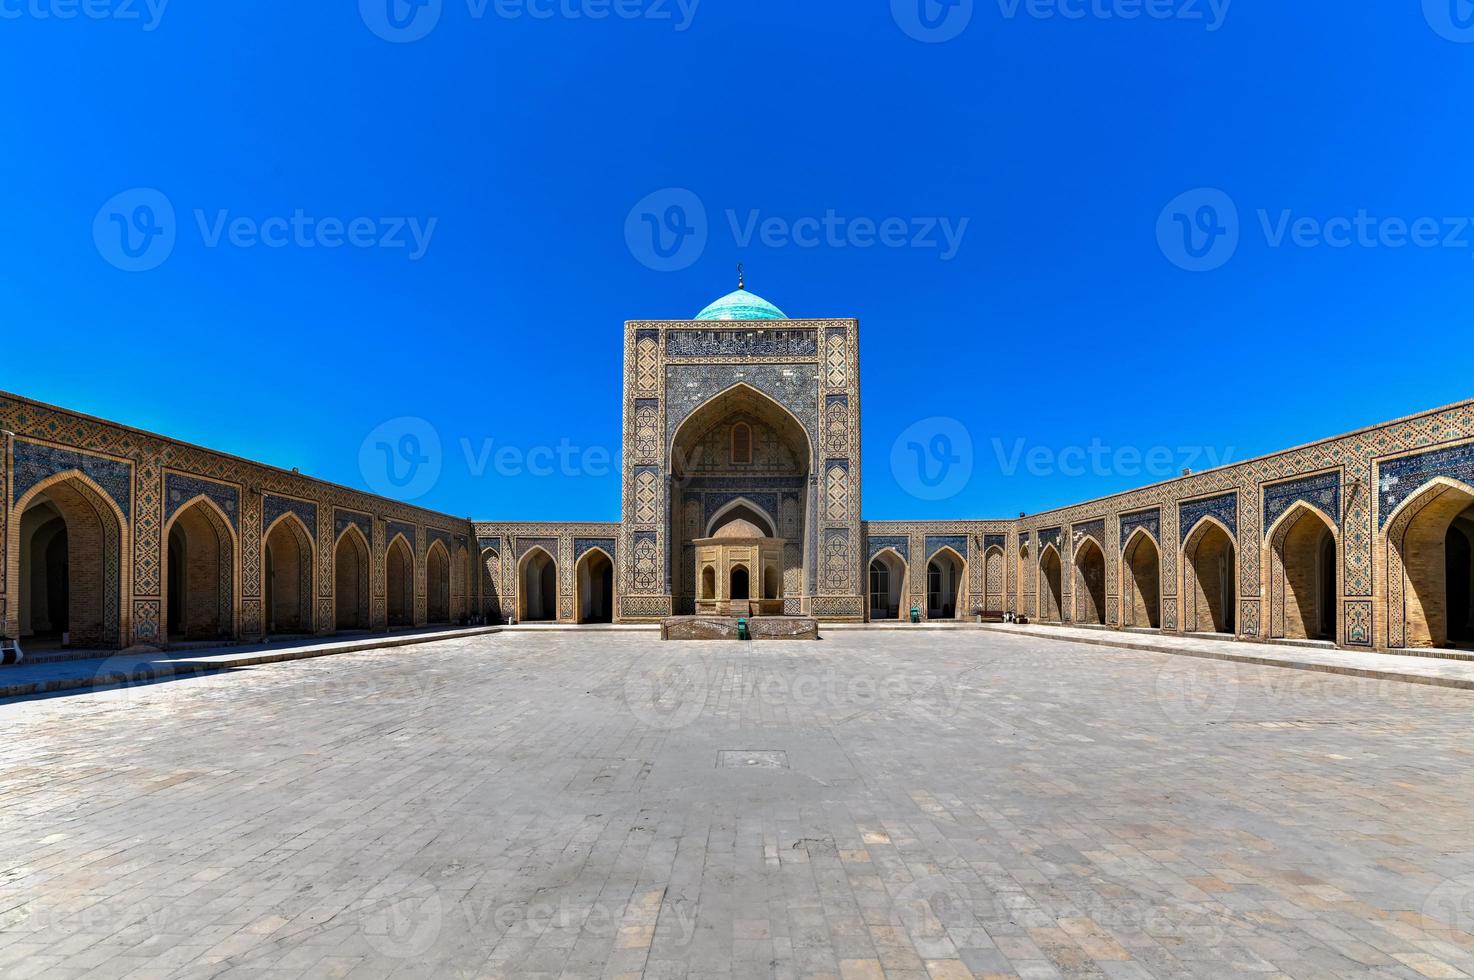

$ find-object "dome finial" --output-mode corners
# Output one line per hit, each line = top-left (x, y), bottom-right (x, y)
(737, 262), (745, 291)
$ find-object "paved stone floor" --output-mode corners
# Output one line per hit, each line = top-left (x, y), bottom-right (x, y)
(3, 630), (1474, 980)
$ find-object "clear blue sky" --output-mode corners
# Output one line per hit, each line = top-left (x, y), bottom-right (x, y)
(4, 2), (1472, 521)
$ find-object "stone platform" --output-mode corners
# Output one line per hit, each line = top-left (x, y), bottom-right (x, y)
(660, 615), (820, 641)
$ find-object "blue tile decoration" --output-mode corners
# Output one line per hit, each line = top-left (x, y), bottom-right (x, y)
(574, 537), (617, 563)
(1120, 508), (1161, 548)
(926, 535), (968, 561)
(12, 440), (132, 518)
(703, 492), (780, 531)
(477, 536), (500, 553)
(386, 519), (417, 549)
(684, 477), (806, 491)
(516, 536), (558, 559)
(334, 508), (372, 544)
(867, 535), (910, 562)
(1038, 527), (1062, 552)
(1264, 471), (1341, 536)
(666, 364), (821, 449)
(667, 328), (815, 357)
(166, 472), (239, 530)
(1379, 442), (1474, 527)
(983, 533), (1006, 552)
(1072, 519), (1105, 548)
(262, 494), (317, 537)
(1179, 492), (1237, 543)
(425, 527), (453, 554)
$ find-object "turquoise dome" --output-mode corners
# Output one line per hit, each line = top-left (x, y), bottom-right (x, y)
(694, 288), (787, 321)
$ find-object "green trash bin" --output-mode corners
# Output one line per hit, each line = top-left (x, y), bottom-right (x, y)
(910, 606), (921, 624)
(737, 617), (750, 641)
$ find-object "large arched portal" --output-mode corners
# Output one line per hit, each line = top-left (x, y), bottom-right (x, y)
(1122, 529), (1161, 629)
(164, 498), (235, 642)
(264, 515), (313, 635)
(386, 535), (414, 628)
(1073, 536), (1106, 625)
(1039, 545), (1063, 622)
(1183, 519), (1236, 635)
(670, 384), (812, 616)
(425, 541), (451, 625)
(1268, 504), (1338, 642)
(15, 474), (125, 648)
(519, 547), (559, 622)
(868, 549), (906, 620)
(1388, 479), (1474, 649)
(576, 548), (615, 624)
(333, 527), (370, 632)
(926, 547), (964, 620)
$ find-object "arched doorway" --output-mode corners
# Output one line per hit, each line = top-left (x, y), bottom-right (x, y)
(14, 473), (125, 649)
(700, 564), (716, 602)
(575, 548), (615, 624)
(669, 383), (812, 616)
(1387, 478), (1474, 649)
(1183, 518), (1236, 635)
(984, 546), (1005, 612)
(164, 498), (235, 642)
(386, 534), (415, 628)
(333, 526), (370, 632)
(1268, 504), (1338, 641)
(426, 541), (451, 625)
(1073, 536), (1106, 625)
(1122, 529), (1162, 629)
(480, 548), (502, 624)
(264, 515), (313, 635)
(868, 549), (906, 620)
(730, 565), (751, 601)
(927, 548), (964, 620)
(1039, 545), (1063, 622)
(519, 547), (559, 622)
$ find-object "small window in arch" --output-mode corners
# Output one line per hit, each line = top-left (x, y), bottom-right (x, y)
(731, 423), (753, 465)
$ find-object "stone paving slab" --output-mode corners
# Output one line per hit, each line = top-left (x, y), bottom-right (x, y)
(3, 629), (1474, 979)
(982, 623), (1474, 691)
(0, 626), (499, 701)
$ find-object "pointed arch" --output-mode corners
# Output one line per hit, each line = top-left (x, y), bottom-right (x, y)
(1122, 527), (1162, 630)
(1038, 543), (1064, 623)
(425, 539), (451, 625)
(926, 545), (966, 621)
(1073, 536), (1106, 625)
(518, 545), (559, 622)
(668, 381), (816, 466)
(574, 546), (615, 624)
(705, 497), (779, 538)
(479, 547), (503, 624)
(333, 523), (371, 632)
(263, 511), (314, 635)
(868, 547), (908, 621)
(1182, 515), (1237, 635)
(1385, 476), (1474, 649)
(1266, 501), (1339, 641)
(163, 494), (238, 642)
(385, 533), (415, 628)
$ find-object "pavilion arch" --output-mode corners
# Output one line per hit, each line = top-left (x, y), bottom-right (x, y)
(163, 494), (237, 642)
(926, 546), (966, 621)
(426, 540), (451, 625)
(1073, 535), (1107, 625)
(332, 524), (371, 632)
(1121, 527), (1162, 630)
(385, 533), (415, 628)
(263, 512), (314, 635)
(1038, 543), (1064, 623)
(575, 547), (615, 624)
(868, 547), (908, 621)
(479, 548), (502, 623)
(1182, 515), (1237, 635)
(518, 546), (559, 622)
(11, 469), (128, 648)
(1385, 476), (1474, 649)
(729, 563), (751, 602)
(983, 545), (1006, 611)
(705, 497), (779, 538)
(1265, 501), (1339, 642)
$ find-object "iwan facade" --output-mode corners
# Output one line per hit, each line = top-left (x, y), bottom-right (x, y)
(4, 284), (1474, 654)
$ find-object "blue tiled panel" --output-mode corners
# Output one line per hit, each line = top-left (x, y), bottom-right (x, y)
(703, 492), (780, 531)
(1072, 519), (1105, 547)
(926, 535), (969, 561)
(1379, 443), (1474, 527)
(166, 473), (239, 530)
(386, 520), (417, 549)
(867, 535), (910, 562)
(666, 329), (817, 358)
(983, 534), (1006, 551)
(1120, 508), (1161, 548)
(477, 536), (500, 553)
(516, 537), (558, 560)
(684, 477), (805, 491)
(426, 527), (453, 554)
(665, 363), (821, 448)
(12, 440), (132, 519)
(1264, 472), (1341, 535)
(1038, 527), (1062, 552)
(1179, 493), (1237, 543)
(262, 495), (317, 537)
(334, 508), (372, 544)
(575, 537), (617, 563)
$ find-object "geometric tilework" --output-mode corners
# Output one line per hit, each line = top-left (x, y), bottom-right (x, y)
(866, 535), (910, 562)
(574, 537), (617, 564)
(1178, 492), (1237, 543)
(925, 535), (968, 561)
(1264, 471), (1340, 536)
(1119, 508), (1160, 548)
(1072, 519), (1105, 549)
(1378, 442), (1474, 527)
(425, 527), (453, 554)
(166, 472), (240, 530)
(385, 519), (416, 550)
(12, 439), (132, 519)
(335, 508), (373, 544)
(262, 494), (318, 537)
